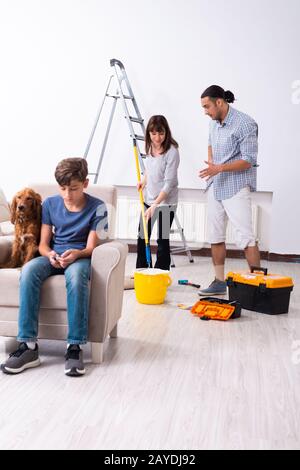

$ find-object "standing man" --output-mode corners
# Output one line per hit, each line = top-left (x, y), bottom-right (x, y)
(198, 85), (260, 295)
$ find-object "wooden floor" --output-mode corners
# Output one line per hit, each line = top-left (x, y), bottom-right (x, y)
(0, 253), (299, 450)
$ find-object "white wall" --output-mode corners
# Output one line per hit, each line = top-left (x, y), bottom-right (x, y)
(0, 0), (299, 253)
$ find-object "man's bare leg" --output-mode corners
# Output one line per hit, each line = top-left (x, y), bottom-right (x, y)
(244, 244), (260, 269)
(211, 242), (226, 281)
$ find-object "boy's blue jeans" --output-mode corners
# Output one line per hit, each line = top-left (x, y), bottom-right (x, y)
(18, 256), (91, 345)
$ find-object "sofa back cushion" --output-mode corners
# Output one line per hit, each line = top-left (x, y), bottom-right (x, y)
(0, 188), (10, 223)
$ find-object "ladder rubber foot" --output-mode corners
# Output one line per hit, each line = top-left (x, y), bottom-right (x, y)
(189, 260), (194, 263)
(171, 264), (175, 268)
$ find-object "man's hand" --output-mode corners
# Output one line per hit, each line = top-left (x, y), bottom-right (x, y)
(58, 249), (81, 268)
(145, 204), (157, 221)
(199, 161), (223, 180)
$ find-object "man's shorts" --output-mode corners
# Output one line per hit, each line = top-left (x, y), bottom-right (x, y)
(207, 185), (256, 249)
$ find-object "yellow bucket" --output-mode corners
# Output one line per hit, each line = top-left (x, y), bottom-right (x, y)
(134, 268), (172, 304)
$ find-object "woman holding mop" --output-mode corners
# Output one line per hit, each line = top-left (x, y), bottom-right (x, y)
(136, 115), (180, 271)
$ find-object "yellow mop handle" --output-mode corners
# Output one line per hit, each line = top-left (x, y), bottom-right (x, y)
(133, 141), (149, 247)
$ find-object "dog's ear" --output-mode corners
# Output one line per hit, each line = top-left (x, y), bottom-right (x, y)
(33, 192), (42, 221)
(10, 195), (17, 224)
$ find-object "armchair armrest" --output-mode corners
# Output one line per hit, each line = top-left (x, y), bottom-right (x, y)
(88, 241), (128, 342)
(0, 237), (13, 265)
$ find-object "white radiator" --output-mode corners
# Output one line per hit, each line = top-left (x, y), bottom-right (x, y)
(116, 198), (259, 244)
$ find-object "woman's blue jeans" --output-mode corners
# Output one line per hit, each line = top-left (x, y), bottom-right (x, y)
(18, 256), (91, 345)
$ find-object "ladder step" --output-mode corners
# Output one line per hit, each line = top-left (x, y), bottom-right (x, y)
(106, 94), (120, 99)
(170, 247), (191, 254)
(170, 229), (183, 234)
(106, 94), (133, 100)
(129, 116), (144, 124)
(135, 135), (145, 141)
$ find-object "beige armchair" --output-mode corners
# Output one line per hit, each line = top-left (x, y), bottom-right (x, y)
(0, 184), (128, 363)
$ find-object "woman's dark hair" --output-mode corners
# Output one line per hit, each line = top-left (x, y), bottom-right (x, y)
(145, 115), (178, 154)
(55, 158), (88, 185)
(201, 85), (235, 104)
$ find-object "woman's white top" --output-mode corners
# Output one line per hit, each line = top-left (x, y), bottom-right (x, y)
(144, 145), (180, 205)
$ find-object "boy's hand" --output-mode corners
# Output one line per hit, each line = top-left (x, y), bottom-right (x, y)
(58, 249), (80, 268)
(49, 250), (61, 268)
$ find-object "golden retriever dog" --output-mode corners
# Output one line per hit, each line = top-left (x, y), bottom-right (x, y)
(0, 188), (42, 268)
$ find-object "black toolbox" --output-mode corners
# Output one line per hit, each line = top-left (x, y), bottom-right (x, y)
(226, 266), (294, 315)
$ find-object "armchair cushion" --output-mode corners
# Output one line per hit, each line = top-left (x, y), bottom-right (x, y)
(0, 240), (128, 310)
(0, 221), (14, 236)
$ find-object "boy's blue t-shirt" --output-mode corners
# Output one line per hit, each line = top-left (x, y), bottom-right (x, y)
(42, 193), (108, 255)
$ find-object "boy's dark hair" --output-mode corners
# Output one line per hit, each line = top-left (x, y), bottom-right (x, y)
(145, 115), (178, 155)
(201, 85), (235, 104)
(55, 158), (88, 186)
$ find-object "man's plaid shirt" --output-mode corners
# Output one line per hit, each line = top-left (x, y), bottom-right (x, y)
(207, 106), (258, 201)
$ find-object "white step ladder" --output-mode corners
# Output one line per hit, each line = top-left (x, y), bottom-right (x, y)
(84, 58), (193, 267)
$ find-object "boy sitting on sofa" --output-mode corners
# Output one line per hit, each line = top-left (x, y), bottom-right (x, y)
(1, 157), (108, 377)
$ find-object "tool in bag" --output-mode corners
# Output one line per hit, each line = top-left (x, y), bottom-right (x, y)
(178, 280), (200, 288)
(191, 297), (241, 321)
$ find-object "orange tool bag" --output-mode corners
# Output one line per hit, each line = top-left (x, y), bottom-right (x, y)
(191, 297), (241, 321)
(226, 266), (294, 315)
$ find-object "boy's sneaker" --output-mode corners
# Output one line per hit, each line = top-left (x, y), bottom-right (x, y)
(1, 342), (40, 374)
(198, 278), (227, 296)
(65, 344), (85, 377)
